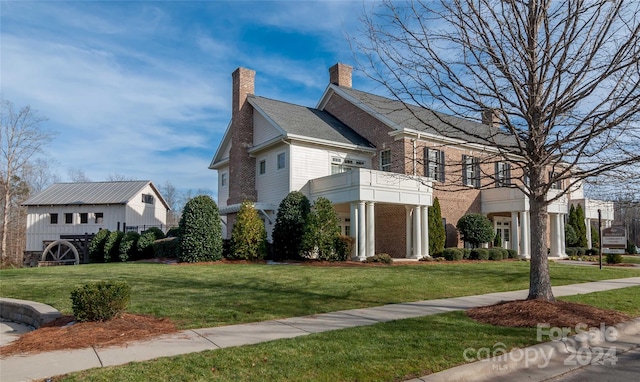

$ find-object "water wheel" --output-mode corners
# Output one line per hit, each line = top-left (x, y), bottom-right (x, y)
(41, 240), (80, 265)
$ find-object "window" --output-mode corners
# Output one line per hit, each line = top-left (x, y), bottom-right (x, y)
(380, 150), (391, 172)
(549, 172), (563, 190)
(277, 152), (286, 170)
(495, 161), (511, 187)
(462, 155), (480, 188)
(259, 160), (266, 175)
(50, 213), (58, 224)
(221, 172), (227, 187)
(142, 194), (154, 204)
(80, 213), (88, 224)
(65, 213), (73, 224)
(425, 148), (445, 182)
(95, 212), (103, 224)
(332, 157), (365, 174)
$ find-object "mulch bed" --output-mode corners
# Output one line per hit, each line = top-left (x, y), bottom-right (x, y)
(466, 299), (631, 328)
(0, 313), (177, 357)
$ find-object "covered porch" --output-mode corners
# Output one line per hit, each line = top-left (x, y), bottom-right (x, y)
(305, 169), (432, 260)
(481, 187), (569, 258)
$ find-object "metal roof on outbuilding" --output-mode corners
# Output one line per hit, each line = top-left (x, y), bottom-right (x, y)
(22, 181), (170, 210)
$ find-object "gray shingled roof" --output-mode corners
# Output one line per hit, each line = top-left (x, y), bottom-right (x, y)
(335, 86), (517, 147)
(23, 181), (155, 206)
(249, 95), (375, 148)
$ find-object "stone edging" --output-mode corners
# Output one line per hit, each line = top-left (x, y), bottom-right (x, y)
(0, 297), (62, 328)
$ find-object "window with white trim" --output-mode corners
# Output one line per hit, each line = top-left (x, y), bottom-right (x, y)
(50, 213), (58, 224)
(425, 148), (445, 182)
(95, 212), (104, 224)
(549, 172), (562, 190)
(80, 212), (88, 224)
(495, 161), (511, 187)
(462, 155), (480, 188)
(220, 172), (227, 187)
(380, 150), (392, 172)
(142, 194), (154, 204)
(277, 152), (286, 170)
(259, 160), (266, 175)
(64, 213), (73, 224)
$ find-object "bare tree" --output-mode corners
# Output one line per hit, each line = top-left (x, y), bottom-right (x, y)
(1, 100), (54, 262)
(158, 180), (181, 227)
(356, 0), (640, 300)
(67, 167), (91, 182)
(106, 173), (135, 181)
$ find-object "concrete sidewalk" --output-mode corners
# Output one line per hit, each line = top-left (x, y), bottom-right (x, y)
(1, 277), (639, 382)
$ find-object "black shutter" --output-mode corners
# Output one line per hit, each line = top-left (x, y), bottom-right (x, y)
(439, 150), (446, 182)
(505, 163), (511, 186)
(474, 158), (481, 188)
(424, 148), (430, 178)
(462, 154), (468, 185)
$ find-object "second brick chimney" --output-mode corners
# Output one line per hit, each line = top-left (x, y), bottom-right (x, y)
(228, 67), (257, 206)
(329, 63), (352, 88)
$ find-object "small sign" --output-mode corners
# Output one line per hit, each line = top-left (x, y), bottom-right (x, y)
(603, 248), (625, 254)
(601, 226), (627, 254)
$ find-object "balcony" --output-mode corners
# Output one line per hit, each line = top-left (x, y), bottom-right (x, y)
(305, 168), (432, 206)
(481, 187), (568, 214)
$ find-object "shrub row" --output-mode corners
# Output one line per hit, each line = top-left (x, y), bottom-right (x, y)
(565, 247), (599, 257)
(429, 247), (518, 261)
(89, 227), (167, 263)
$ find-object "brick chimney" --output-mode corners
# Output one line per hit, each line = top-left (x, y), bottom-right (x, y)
(227, 67), (257, 206)
(329, 63), (352, 88)
(481, 109), (500, 128)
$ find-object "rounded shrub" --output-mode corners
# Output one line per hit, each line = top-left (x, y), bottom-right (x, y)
(89, 228), (110, 263)
(301, 197), (342, 261)
(153, 237), (178, 258)
(141, 227), (165, 240)
(488, 248), (504, 260)
(103, 231), (124, 262)
(362, 253), (393, 264)
(462, 248), (472, 259)
(70, 280), (131, 322)
(272, 191), (311, 260)
(442, 248), (463, 261)
(229, 201), (267, 260)
(506, 249), (518, 259)
(137, 231), (157, 259)
(178, 195), (223, 263)
(606, 253), (623, 264)
(456, 214), (494, 248)
(471, 248), (490, 260)
(118, 231), (140, 262)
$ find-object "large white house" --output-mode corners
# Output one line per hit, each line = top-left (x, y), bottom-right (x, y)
(22, 181), (170, 264)
(209, 63), (614, 260)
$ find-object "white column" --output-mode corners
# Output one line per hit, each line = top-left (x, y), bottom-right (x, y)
(405, 206), (413, 258)
(549, 213), (561, 257)
(586, 218), (592, 249)
(421, 205), (429, 258)
(560, 214), (566, 257)
(511, 211), (520, 253)
(520, 211), (531, 258)
(413, 206), (422, 259)
(366, 202), (375, 258)
(358, 201), (366, 260)
(350, 202), (358, 259)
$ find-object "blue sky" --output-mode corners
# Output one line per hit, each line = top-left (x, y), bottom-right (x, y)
(1, 0), (378, 200)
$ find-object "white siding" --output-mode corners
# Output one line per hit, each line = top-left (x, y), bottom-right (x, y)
(25, 205), (126, 251)
(255, 143), (290, 205)
(253, 112), (282, 145)
(217, 165), (230, 209)
(124, 184), (168, 231)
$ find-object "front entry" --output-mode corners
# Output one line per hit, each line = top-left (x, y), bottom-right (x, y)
(494, 218), (511, 249)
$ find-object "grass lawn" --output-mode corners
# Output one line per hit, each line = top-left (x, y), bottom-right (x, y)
(622, 255), (640, 264)
(55, 286), (640, 382)
(1, 261), (638, 329)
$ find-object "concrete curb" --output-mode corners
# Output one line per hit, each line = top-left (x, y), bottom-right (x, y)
(0, 298), (62, 328)
(413, 318), (640, 382)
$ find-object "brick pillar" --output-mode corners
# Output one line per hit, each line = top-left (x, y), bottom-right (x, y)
(329, 63), (352, 88)
(228, 67), (257, 205)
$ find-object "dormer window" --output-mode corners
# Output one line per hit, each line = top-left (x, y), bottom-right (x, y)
(142, 194), (154, 204)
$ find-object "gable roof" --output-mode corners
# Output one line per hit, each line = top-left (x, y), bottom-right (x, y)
(249, 95), (375, 148)
(323, 85), (517, 147)
(22, 181), (170, 210)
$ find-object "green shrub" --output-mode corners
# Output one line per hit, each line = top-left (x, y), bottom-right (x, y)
(470, 248), (490, 260)
(229, 201), (267, 260)
(506, 249), (518, 259)
(141, 227), (165, 240)
(336, 235), (354, 261)
(272, 191), (311, 260)
(178, 195), (223, 263)
(442, 248), (463, 261)
(586, 248), (600, 256)
(301, 197), (342, 261)
(488, 248), (504, 260)
(606, 253), (623, 264)
(153, 237), (178, 258)
(456, 214), (494, 248)
(462, 248), (472, 259)
(565, 247), (578, 256)
(166, 227), (180, 237)
(137, 231), (157, 259)
(103, 231), (124, 262)
(564, 221), (578, 247)
(627, 240), (637, 255)
(118, 231), (140, 262)
(431, 251), (444, 258)
(88, 229), (110, 263)
(363, 253), (393, 264)
(70, 281), (131, 322)
(428, 197), (445, 255)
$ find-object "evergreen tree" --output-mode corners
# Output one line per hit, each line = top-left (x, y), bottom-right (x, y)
(272, 191), (311, 260)
(565, 224), (578, 247)
(575, 204), (588, 247)
(456, 214), (494, 248)
(301, 197), (343, 261)
(568, 204), (578, 233)
(428, 197), (445, 255)
(591, 225), (600, 249)
(230, 201), (267, 260)
(178, 195), (222, 262)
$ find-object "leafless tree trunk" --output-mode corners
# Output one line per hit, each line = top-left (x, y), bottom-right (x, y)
(356, 0), (640, 300)
(1, 100), (53, 264)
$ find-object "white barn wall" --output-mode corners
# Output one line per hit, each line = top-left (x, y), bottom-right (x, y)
(124, 184), (168, 230)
